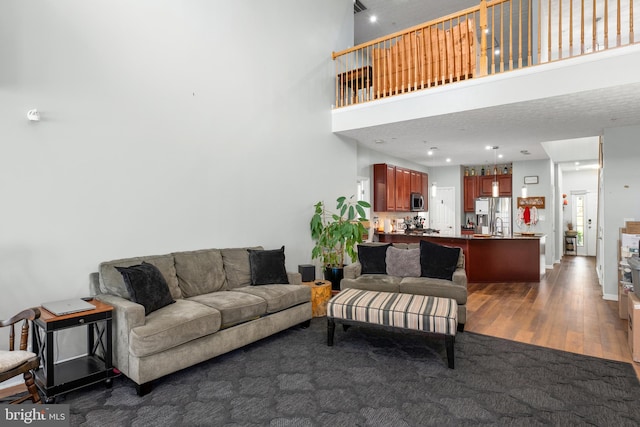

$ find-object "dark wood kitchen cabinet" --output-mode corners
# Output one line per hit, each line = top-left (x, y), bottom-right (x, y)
(421, 172), (429, 211)
(374, 163), (396, 212)
(374, 164), (428, 212)
(497, 174), (512, 196)
(395, 167), (411, 211)
(464, 176), (478, 212)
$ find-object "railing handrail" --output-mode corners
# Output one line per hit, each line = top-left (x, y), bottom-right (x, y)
(332, 3), (482, 59)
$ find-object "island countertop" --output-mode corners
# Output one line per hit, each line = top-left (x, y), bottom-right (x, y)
(375, 232), (546, 282)
(375, 231), (545, 240)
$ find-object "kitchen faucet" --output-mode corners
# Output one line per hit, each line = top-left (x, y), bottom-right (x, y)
(494, 217), (504, 236)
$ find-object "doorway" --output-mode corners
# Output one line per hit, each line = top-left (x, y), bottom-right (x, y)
(572, 191), (597, 256)
(430, 186), (456, 236)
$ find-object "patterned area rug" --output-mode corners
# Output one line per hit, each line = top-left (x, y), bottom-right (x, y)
(61, 318), (640, 426)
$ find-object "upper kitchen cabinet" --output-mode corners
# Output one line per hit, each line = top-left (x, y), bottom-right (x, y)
(479, 175), (512, 197)
(374, 163), (396, 212)
(373, 164), (428, 212)
(463, 176), (479, 212)
(497, 175), (512, 196)
(395, 167), (411, 211)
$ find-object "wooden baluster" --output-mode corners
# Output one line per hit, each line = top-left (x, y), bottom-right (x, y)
(480, 0), (488, 76)
(630, 0), (635, 44)
(519, 0), (523, 67)
(592, 0), (597, 52)
(492, 4), (496, 74)
(509, 0), (513, 70)
(570, 0), (574, 56)
(617, 0), (621, 46)
(581, 0), (585, 53)
(538, 0), (542, 63)
(558, 0), (563, 59)
(528, 0), (533, 66)
(548, 0), (552, 61)
(500, 1), (505, 72)
(604, 0), (609, 49)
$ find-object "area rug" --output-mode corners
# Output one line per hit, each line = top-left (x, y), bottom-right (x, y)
(60, 318), (640, 426)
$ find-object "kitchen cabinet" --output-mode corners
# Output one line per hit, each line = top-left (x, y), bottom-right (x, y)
(396, 167), (411, 211)
(463, 176), (478, 212)
(374, 164), (396, 212)
(478, 175), (512, 197)
(498, 175), (512, 196)
(410, 171), (421, 193)
(373, 164), (428, 212)
(421, 172), (429, 211)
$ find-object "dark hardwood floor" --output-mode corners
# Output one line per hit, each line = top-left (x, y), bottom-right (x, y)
(465, 255), (639, 378)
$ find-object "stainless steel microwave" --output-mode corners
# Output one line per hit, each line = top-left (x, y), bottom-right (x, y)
(411, 193), (424, 211)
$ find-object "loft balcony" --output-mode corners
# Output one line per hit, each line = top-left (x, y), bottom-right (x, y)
(332, 0), (639, 110)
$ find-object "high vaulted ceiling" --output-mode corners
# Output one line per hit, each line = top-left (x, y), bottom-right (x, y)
(348, 0), (639, 170)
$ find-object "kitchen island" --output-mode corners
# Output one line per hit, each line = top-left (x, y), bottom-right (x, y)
(376, 232), (546, 283)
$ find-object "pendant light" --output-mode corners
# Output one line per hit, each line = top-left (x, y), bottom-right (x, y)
(491, 146), (499, 197)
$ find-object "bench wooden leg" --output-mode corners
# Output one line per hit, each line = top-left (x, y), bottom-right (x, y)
(445, 335), (455, 369)
(327, 318), (335, 346)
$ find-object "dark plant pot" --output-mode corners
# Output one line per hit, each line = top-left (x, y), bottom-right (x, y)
(324, 266), (344, 291)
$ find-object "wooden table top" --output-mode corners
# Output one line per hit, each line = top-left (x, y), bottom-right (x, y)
(39, 299), (113, 323)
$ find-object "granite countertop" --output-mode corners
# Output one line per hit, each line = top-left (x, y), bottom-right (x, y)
(374, 231), (545, 240)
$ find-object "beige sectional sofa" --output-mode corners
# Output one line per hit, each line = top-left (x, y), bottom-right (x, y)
(341, 242), (468, 331)
(89, 246), (311, 395)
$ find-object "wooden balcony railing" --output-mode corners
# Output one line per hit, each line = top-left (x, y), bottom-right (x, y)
(333, 0), (639, 108)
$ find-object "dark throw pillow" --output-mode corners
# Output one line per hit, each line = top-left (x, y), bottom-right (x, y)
(116, 262), (175, 315)
(248, 246), (289, 285)
(419, 240), (461, 281)
(358, 244), (391, 274)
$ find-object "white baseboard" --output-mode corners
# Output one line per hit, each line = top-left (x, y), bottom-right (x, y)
(603, 293), (618, 301)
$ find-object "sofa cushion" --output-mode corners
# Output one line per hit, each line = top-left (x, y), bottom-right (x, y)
(234, 284), (310, 313)
(116, 262), (176, 315)
(188, 291), (267, 328)
(341, 274), (402, 293)
(419, 240), (461, 281)
(248, 246), (289, 285)
(399, 276), (468, 305)
(358, 244), (391, 274)
(99, 254), (181, 300)
(129, 299), (221, 358)
(386, 246), (421, 277)
(173, 249), (227, 297)
(221, 247), (263, 289)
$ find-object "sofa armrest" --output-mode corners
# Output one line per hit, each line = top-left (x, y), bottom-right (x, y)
(287, 272), (302, 285)
(452, 267), (468, 288)
(344, 262), (362, 279)
(94, 293), (146, 376)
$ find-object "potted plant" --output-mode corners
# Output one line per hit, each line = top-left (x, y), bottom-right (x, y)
(310, 195), (370, 290)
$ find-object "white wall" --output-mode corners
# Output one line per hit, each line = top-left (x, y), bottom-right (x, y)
(513, 159), (555, 267)
(602, 125), (640, 300)
(0, 0), (352, 356)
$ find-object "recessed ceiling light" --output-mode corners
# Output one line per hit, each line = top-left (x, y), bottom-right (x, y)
(446, 158), (451, 163)
(370, 15), (377, 23)
(427, 151), (434, 156)
(374, 139), (385, 144)
(498, 154), (504, 159)
(494, 49), (500, 56)
(574, 161), (580, 165)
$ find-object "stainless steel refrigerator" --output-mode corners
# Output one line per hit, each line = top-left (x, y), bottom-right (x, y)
(475, 197), (512, 236)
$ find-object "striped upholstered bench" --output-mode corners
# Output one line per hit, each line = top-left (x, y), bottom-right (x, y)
(327, 288), (458, 368)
